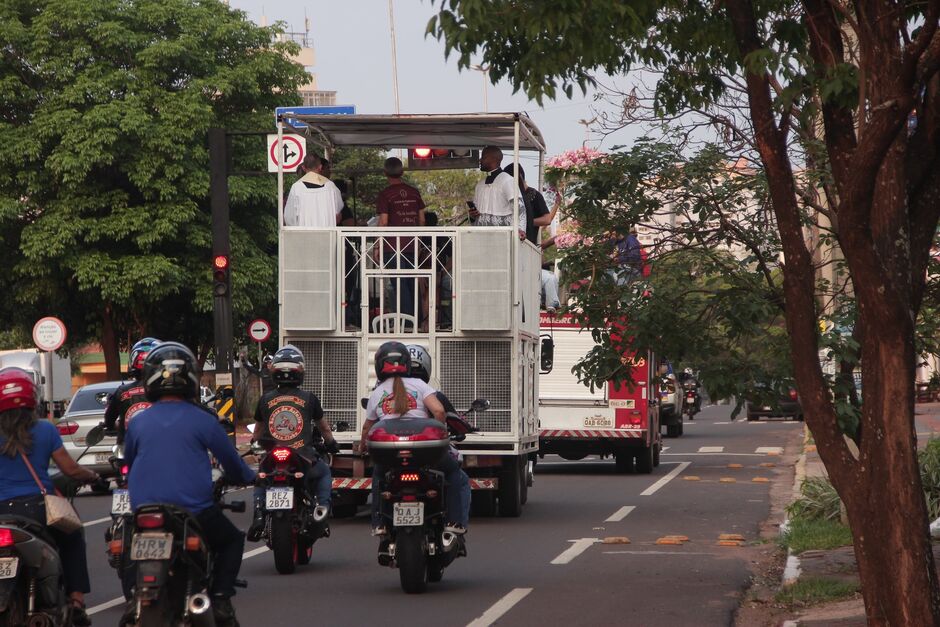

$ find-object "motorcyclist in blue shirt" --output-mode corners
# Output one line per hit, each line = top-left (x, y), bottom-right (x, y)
(121, 342), (255, 627)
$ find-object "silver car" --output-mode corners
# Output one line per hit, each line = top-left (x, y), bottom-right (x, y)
(55, 380), (123, 482)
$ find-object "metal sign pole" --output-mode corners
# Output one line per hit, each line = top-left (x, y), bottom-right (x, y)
(258, 341), (263, 398)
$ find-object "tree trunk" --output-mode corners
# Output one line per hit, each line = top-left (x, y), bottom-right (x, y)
(101, 304), (121, 380)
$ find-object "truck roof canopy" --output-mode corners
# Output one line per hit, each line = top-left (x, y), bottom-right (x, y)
(280, 113), (546, 153)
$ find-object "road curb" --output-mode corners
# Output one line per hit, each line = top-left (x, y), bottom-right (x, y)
(778, 425), (810, 625)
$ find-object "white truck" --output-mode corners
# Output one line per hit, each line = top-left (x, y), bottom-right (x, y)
(275, 113), (545, 517)
(0, 349), (72, 418)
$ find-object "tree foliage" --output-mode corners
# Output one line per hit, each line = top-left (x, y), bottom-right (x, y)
(0, 0), (307, 370)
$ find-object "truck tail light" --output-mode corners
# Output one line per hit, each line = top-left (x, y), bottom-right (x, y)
(789, 388), (798, 401)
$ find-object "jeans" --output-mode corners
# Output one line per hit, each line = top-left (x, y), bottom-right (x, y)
(0, 494), (91, 595)
(388, 252), (416, 319)
(121, 505), (245, 599)
(371, 452), (471, 528)
(252, 456), (332, 507)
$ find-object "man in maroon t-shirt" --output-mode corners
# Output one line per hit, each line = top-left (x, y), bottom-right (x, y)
(376, 157), (426, 320)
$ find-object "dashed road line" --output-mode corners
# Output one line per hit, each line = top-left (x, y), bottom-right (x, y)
(698, 446), (724, 453)
(662, 452), (766, 457)
(756, 446), (784, 455)
(640, 461), (691, 496)
(605, 505), (636, 522)
(467, 588), (533, 627)
(83, 516), (112, 528)
(551, 538), (600, 564)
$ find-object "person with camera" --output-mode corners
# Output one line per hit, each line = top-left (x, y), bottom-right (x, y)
(246, 345), (338, 542)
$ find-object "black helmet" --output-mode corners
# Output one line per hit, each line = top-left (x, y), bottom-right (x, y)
(142, 342), (200, 401)
(129, 337), (160, 379)
(375, 342), (410, 382)
(271, 345), (305, 386)
(406, 344), (432, 383)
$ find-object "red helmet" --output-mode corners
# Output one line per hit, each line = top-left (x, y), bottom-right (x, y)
(0, 368), (38, 413)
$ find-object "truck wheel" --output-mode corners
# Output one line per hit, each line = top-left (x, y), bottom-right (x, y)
(397, 528), (428, 593)
(653, 442), (661, 467)
(614, 453), (632, 473)
(666, 424), (680, 438)
(635, 444), (654, 474)
(519, 459), (529, 506)
(497, 458), (523, 517)
(677, 417), (684, 436)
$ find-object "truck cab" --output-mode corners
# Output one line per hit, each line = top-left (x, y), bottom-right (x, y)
(275, 113), (545, 517)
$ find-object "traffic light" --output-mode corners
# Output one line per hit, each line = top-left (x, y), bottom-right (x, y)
(408, 147), (479, 170)
(213, 254), (230, 297)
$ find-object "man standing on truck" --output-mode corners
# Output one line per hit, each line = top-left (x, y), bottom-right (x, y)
(470, 146), (526, 240)
(284, 153), (343, 227)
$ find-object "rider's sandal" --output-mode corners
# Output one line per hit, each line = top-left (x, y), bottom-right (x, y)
(70, 600), (92, 627)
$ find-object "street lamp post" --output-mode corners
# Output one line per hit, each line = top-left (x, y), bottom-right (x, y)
(471, 64), (489, 113)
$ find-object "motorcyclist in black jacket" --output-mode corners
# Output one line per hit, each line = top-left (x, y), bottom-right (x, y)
(103, 337), (160, 443)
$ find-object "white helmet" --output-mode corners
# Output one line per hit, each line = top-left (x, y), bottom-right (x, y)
(406, 345), (432, 383)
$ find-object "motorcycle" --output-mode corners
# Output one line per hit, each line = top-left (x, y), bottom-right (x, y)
(124, 491), (245, 626)
(253, 440), (330, 575)
(366, 399), (486, 594)
(682, 382), (700, 421)
(0, 425), (105, 627)
(104, 441), (133, 596)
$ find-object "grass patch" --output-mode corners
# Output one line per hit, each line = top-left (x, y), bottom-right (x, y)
(779, 518), (853, 554)
(776, 577), (859, 607)
(787, 477), (842, 521)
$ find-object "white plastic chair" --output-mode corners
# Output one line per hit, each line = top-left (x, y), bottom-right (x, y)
(371, 313), (417, 334)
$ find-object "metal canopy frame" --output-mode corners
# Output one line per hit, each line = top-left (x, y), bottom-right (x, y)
(278, 112), (547, 153)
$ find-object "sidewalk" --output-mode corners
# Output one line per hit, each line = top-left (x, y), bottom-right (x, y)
(783, 402), (940, 625)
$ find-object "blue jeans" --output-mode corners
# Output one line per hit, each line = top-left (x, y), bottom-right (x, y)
(253, 456), (332, 507)
(371, 452), (470, 528)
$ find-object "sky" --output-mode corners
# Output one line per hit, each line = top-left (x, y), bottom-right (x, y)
(228, 0), (644, 157)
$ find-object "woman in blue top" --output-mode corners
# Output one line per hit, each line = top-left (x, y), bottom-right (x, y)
(0, 367), (100, 625)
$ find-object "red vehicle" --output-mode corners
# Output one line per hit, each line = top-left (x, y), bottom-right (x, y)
(538, 313), (662, 473)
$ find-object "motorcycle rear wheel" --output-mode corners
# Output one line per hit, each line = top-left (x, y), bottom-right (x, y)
(271, 516), (297, 575)
(427, 556), (445, 583)
(137, 595), (173, 627)
(396, 529), (428, 593)
(296, 534), (313, 565)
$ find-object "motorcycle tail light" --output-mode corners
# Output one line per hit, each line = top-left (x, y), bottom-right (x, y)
(109, 539), (123, 555)
(185, 535), (203, 552)
(399, 473), (420, 482)
(0, 529), (14, 547)
(402, 494), (417, 502)
(121, 465), (129, 475)
(136, 512), (165, 529)
(272, 448), (292, 462)
(143, 575), (156, 583)
(789, 388), (799, 400)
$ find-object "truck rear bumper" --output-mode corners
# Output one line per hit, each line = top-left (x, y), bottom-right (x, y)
(331, 478), (498, 490)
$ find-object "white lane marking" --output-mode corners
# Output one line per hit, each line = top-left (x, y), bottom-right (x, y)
(467, 588), (533, 627)
(661, 446), (670, 452)
(83, 516), (112, 528)
(714, 422), (731, 425)
(603, 550), (713, 556)
(605, 505), (636, 522)
(550, 538), (600, 565)
(88, 546), (270, 615)
(756, 446), (784, 454)
(640, 461), (691, 496)
(698, 446), (724, 453)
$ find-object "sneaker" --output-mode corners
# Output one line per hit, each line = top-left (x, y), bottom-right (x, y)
(371, 525), (388, 537)
(246, 518), (265, 542)
(118, 600), (136, 626)
(212, 596), (240, 627)
(70, 602), (91, 627)
(444, 523), (467, 535)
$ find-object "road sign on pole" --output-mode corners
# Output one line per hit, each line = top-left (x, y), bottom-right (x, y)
(274, 105), (356, 130)
(32, 317), (66, 352)
(267, 134), (306, 173)
(248, 319), (272, 343)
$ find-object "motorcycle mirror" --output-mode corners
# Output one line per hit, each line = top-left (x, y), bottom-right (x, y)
(540, 336), (555, 374)
(85, 425), (105, 447)
(470, 398), (490, 412)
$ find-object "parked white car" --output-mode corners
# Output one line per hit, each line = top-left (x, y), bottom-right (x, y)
(55, 380), (123, 485)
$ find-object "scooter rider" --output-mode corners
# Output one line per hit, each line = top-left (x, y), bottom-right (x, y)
(104, 337), (159, 443)
(357, 342), (471, 535)
(121, 342), (255, 627)
(247, 345), (338, 542)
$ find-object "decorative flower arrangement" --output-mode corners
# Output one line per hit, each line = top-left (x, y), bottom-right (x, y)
(544, 148), (605, 250)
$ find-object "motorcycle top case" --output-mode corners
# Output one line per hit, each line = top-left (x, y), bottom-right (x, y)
(366, 418), (449, 467)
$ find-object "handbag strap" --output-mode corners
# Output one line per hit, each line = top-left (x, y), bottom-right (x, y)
(17, 446), (50, 497)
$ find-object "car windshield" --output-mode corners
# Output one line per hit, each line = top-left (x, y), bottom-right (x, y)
(67, 387), (117, 413)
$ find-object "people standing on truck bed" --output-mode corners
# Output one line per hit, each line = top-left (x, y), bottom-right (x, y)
(469, 146), (526, 240)
(503, 163), (560, 245)
(376, 157), (426, 321)
(284, 153), (343, 227)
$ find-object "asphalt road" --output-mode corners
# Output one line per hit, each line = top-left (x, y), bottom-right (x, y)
(75, 405), (803, 627)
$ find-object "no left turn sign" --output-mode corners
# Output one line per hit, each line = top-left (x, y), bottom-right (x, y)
(267, 134), (306, 173)
(248, 319), (272, 343)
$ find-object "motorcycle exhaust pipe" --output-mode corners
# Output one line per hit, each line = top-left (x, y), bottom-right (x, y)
(313, 505), (329, 522)
(187, 593), (217, 627)
(442, 531), (458, 552)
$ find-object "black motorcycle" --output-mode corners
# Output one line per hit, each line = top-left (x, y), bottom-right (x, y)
(682, 382), (700, 420)
(254, 443), (330, 575)
(125, 497), (245, 626)
(366, 399), (485, 594)
(0, 425), (105, 626)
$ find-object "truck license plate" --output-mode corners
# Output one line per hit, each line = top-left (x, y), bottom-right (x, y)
(583, 416), (613, 428)
(0, 557), (18, 579)
(265, 487), (293, 510)
(131, 533), (173, 561)
(392, 502), (424, 527)
(111, 489), (130, 515)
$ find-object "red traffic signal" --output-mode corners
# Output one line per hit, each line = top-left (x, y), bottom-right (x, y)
(213, 255), (230, 297)
(213, 255), (229, 270)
